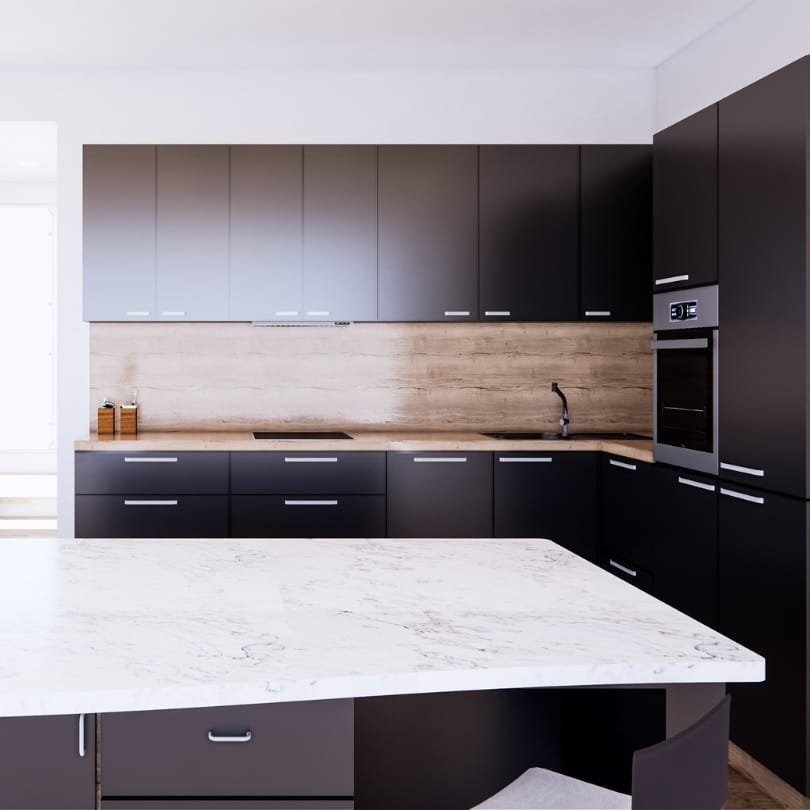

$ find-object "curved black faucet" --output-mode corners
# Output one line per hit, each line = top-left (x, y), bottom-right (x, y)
(551, 382), (570, 438)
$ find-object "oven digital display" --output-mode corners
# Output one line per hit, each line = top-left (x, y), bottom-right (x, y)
(670, 300), (698, 322)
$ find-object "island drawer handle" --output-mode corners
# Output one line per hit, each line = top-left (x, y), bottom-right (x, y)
(283, 457), (338, 463)
(484, 310), (511, 317)
(78, 714), (86, 758)
(677, 476), (716, 493)
(655, 274), (689, 286)
(720, 488), (765, 505)
(609, 459), (637, 471)
(124, 499), (178, 506)
(208, 730), (253, 743)
(125, 310), (150, 317)
(498, 457), (553, 463)
(609, 559), (638, 577)
(284, 499), (338, 506)
(413, 457), (467, 463)
(720, 461), (765, 477)
(584, 310), (611, 317)
(444, 311), (471, 317)
(124, 457), (178, 463)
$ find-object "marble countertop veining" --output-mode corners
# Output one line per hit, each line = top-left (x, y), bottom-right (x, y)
(0, 537), (761, 718)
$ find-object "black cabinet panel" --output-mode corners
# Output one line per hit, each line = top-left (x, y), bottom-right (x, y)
(76, 495), (228, 538)
(493, 452), (597, 561)
(479, 145), (578, 321)
(102, 801), (353, 809)
(387, 452), (492, 537)
(653, 465), (718, 628)
(0, 714), (95, 809)
(718, 483), (808, 793)
(653, 104), (718, 290)
(101, 700), (353, 798)
(580, 145), (651, 321)
(378, 146), (477, 321)
(231, 495), (385, 538)
(231, 452), (385, 495)
(719, 58), (809, 500)
(304, 145), (377, 321)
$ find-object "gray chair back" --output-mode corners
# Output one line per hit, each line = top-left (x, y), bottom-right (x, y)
(631, 695), (730, 810)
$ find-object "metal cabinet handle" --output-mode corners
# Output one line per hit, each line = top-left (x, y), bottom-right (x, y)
(413, 457), (467, 463)
(720, 462), (765, 478)
(306, 310), (330, 317)
(275, 310), (299, 317)
(78, 714), (86, 758)
(124, 499), (178, 506)
(650, 338), (709, 350)
(720, 488), (765, 505)
(125, 310), (150, 317)
(283, 457), (338, 463)
(284, 499), (338, 506)
(124, 457), (178, 463)
(584, 310), (611, 317)
(498, 457), (552, 463)
(443, 311), (470, 317)
(609, 459), (637, 471)
(609, 559), (637, 577)
(678, 476), (716, 493)
(655, 274), (689, 286)
(208, 730), (253, 743)
(484, 311), (511, 317)
(161, 311), (187, 317)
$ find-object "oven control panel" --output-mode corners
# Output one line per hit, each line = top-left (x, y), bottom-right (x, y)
(670, 300), (698, 322)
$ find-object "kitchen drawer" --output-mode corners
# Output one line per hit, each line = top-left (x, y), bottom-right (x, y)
(102, 802), (353, 809)
(603, 554), (654, 594)
(75, 495), (228, 538)
(101, 700), (354, 798)
(231, 496), (385, 538)
(75, 452), (229, 495)
(231, 453), (385, 495)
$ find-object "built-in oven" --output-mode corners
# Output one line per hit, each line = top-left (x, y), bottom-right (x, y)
(652, 284), (718, 475)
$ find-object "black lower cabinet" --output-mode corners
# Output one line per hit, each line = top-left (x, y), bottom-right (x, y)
(0, 714), (95, 809)
(653, 466), (718, 628)
(102, 802), (352, 809)
(494, 452), (598, 561)
(718, 483), (809, 794)
(386, 452), (492, 537)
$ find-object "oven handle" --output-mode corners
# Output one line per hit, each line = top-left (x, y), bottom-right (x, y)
(650, 338), (709, 350)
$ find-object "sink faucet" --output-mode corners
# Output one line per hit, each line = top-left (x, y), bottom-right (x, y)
(551, 382), (570, 438)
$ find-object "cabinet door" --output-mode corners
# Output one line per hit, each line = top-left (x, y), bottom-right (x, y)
(156, 146), (230, 320)
(83, 145), (156, 321)
(653, 466), (717, 627)
(231, 145), (303, 321)
(494, 452), (597, 561)
(0, 714), (95, 809)
(653, 104), (718, 291)
(719, 58), (809, 500)
(718, 483), (807, 793)
(304, 145), (377, 321)
(580, 145), (651, 321)
(479, 145), (578, 321)
(600, 455), (654, 590)
(387, 452), (492, 537)
(378, 146), (477, 321)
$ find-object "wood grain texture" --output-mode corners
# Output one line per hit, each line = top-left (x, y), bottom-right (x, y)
(729, 743), (807, 808)
(89, 322), (653, 433)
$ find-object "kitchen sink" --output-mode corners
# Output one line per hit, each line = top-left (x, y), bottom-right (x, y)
(252, 431), (354, 440)
(482, 431), (650, 441)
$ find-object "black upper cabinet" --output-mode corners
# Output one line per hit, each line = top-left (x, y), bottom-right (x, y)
(653, 104), (718, 291)
(718, 57), (809, 499)
(580, 146), (651, 321)
(303, 145), (378, 322)
(479, 146), (578, 321)
(378, 146), (478, 321)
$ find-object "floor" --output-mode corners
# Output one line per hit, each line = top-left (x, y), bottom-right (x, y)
(728, 765), (788, 809)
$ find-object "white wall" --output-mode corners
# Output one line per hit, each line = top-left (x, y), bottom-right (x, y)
(0, 66), (655, 537)
(656, 0), (810, 129)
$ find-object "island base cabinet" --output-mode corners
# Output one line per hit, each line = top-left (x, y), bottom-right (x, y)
(0, 714), (95, 809)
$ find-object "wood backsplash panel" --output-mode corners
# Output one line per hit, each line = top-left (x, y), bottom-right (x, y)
(89, 322), (653, 433)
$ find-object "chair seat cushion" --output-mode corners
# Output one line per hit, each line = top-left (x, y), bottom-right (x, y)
(473, 766), (632, 810)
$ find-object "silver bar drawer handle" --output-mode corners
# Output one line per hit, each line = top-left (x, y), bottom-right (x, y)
(161, 311), (187, 317)
(584, 311), (611, 317)
(284, 499), (338, 506)
(498, 457), (553, 463)
(720, 488), (765, 505)
(275, 310), (299, 317)
(654, 274), (689, 286)
(720, 462), (765, 478)
(444, 311), (471, 317)
(208, 730), (252, 743)
(609, 559), (637, 577)
(306, 310), (330, 317)
(283, 457), (338, 463)
(124, 499), (179, 506)
(125, 310), (150, 317)
(609, 459), (637, 471)
(413, 457), (467, 463)
(650, 338), (709, 350)
(78, 714), (86, 758)
(124, 457), (178, 463)
(677, 476), (716, 493)
(484, 311), (511, 317)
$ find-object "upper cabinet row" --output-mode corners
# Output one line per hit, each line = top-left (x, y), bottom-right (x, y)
(83, 144), (651, 322)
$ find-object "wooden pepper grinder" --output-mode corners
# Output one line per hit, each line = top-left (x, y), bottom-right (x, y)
(120, 390), (139, 435)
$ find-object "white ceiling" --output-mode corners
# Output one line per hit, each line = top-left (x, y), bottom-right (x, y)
(0, 123), (57, 183)
(0, 0), (753, 70)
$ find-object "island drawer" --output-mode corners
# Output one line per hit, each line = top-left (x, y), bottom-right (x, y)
(231, 495), (385, 538)
(100, 700), (354, 798)
(230, 452), (385, 495)
(76, 452), (229, 495)
(76, 495), (228, 538)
